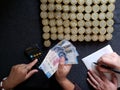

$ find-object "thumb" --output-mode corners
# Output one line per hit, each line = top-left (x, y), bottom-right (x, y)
(25, 69), (38, 80)
(58, 57), (65, 69)
(59, 57), (65, 65)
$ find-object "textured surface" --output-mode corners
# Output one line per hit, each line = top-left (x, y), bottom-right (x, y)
(0, 0), (120, 90)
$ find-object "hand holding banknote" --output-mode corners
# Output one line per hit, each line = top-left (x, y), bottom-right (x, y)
(39, 40), (79, 78)
(55, 57), (75, 90)
(55, 57), (72, 82)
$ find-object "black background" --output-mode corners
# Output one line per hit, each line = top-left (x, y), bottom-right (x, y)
(0, 0), (120, 90)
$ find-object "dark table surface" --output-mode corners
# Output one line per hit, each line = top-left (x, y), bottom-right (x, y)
(0, 0), (120, 90)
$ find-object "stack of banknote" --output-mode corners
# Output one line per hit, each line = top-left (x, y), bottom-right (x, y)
(39, 40), (79, 78)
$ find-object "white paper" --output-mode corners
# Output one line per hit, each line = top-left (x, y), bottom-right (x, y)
(82, 45), (120, 87)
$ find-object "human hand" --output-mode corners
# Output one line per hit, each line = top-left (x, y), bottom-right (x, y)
(87, 70), (118, 90)
(97, 52), (120, 72)
(55, 57), (72, 82)
(55, 57), (75, 90)
(2, 59), (38, 89)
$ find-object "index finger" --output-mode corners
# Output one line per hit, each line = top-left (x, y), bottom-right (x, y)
(26, 59), (38, 70)
(98, 53), (114, 65)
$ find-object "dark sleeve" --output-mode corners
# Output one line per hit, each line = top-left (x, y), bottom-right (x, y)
(74, 83), (81, 90)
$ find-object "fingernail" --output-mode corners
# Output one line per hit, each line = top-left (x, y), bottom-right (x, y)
(35, 70), (38, 72)
(88, 69), (92, 72)
(60, 59), (64, 64)
(34, 59), (38, 62)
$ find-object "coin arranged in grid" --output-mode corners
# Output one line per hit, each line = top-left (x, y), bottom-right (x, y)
(40, 0), (116, 47)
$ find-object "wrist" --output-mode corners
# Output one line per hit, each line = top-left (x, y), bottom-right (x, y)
(57, 78), (75, 90)
(0, 77), (12, 90)
(57, 78), (68, 84)
(2, 78), (14, 90)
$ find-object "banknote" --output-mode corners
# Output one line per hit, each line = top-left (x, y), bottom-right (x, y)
(56, 40), (79, 64)
(39, 40), (79, 78)
(51, 45), (68, 61)
(39, 50), (60, 78)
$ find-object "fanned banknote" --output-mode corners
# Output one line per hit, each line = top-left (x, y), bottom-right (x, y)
(39, 40), (79, 78)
